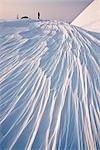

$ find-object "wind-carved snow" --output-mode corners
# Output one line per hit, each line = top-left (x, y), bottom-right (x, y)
(0, 20), (100, 150)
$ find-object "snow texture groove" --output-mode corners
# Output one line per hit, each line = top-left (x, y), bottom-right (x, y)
(0, 20), (100, 150)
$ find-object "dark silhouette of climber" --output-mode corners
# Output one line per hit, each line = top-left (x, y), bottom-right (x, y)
(38, 12), (40, 19)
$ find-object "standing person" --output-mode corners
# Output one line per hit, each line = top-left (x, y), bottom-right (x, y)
(38, 12), (40, 20)
(17, 14), (19, 19)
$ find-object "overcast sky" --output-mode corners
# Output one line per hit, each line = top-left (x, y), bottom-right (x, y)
(0, 0), (93, 22)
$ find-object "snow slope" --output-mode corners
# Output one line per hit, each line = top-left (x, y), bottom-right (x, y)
(72, 0), (100, 32)
(0, 19), (100, 150)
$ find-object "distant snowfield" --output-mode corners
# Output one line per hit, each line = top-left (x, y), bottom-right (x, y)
(0, 20), (100, 150)
(72, 0), (100, 32)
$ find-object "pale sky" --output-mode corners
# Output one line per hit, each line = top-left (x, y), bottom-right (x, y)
(0, 0), (93, 22)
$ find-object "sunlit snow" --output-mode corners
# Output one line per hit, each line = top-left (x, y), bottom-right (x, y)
(0, 19), (100, 150)
(72, 0), (100, 32)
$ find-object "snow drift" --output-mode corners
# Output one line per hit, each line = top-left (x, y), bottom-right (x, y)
(0, 20), (100, 150)
(72, 0), (100, 32)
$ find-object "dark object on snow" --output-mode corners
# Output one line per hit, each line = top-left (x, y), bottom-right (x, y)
(38, 12), (40, 19)
(21, 16), (29, 19)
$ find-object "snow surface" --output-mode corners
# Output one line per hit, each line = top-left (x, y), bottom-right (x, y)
(0, 19), (100, 150)
(72, 0), (100, 32)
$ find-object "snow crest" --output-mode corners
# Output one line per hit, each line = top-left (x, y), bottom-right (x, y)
(72, 0), (100, 32)
(0, 20), (100, 150)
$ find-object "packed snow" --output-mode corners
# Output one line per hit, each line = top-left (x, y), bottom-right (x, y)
(72, 0), (100, 32)
(0, 19), (100, 150)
